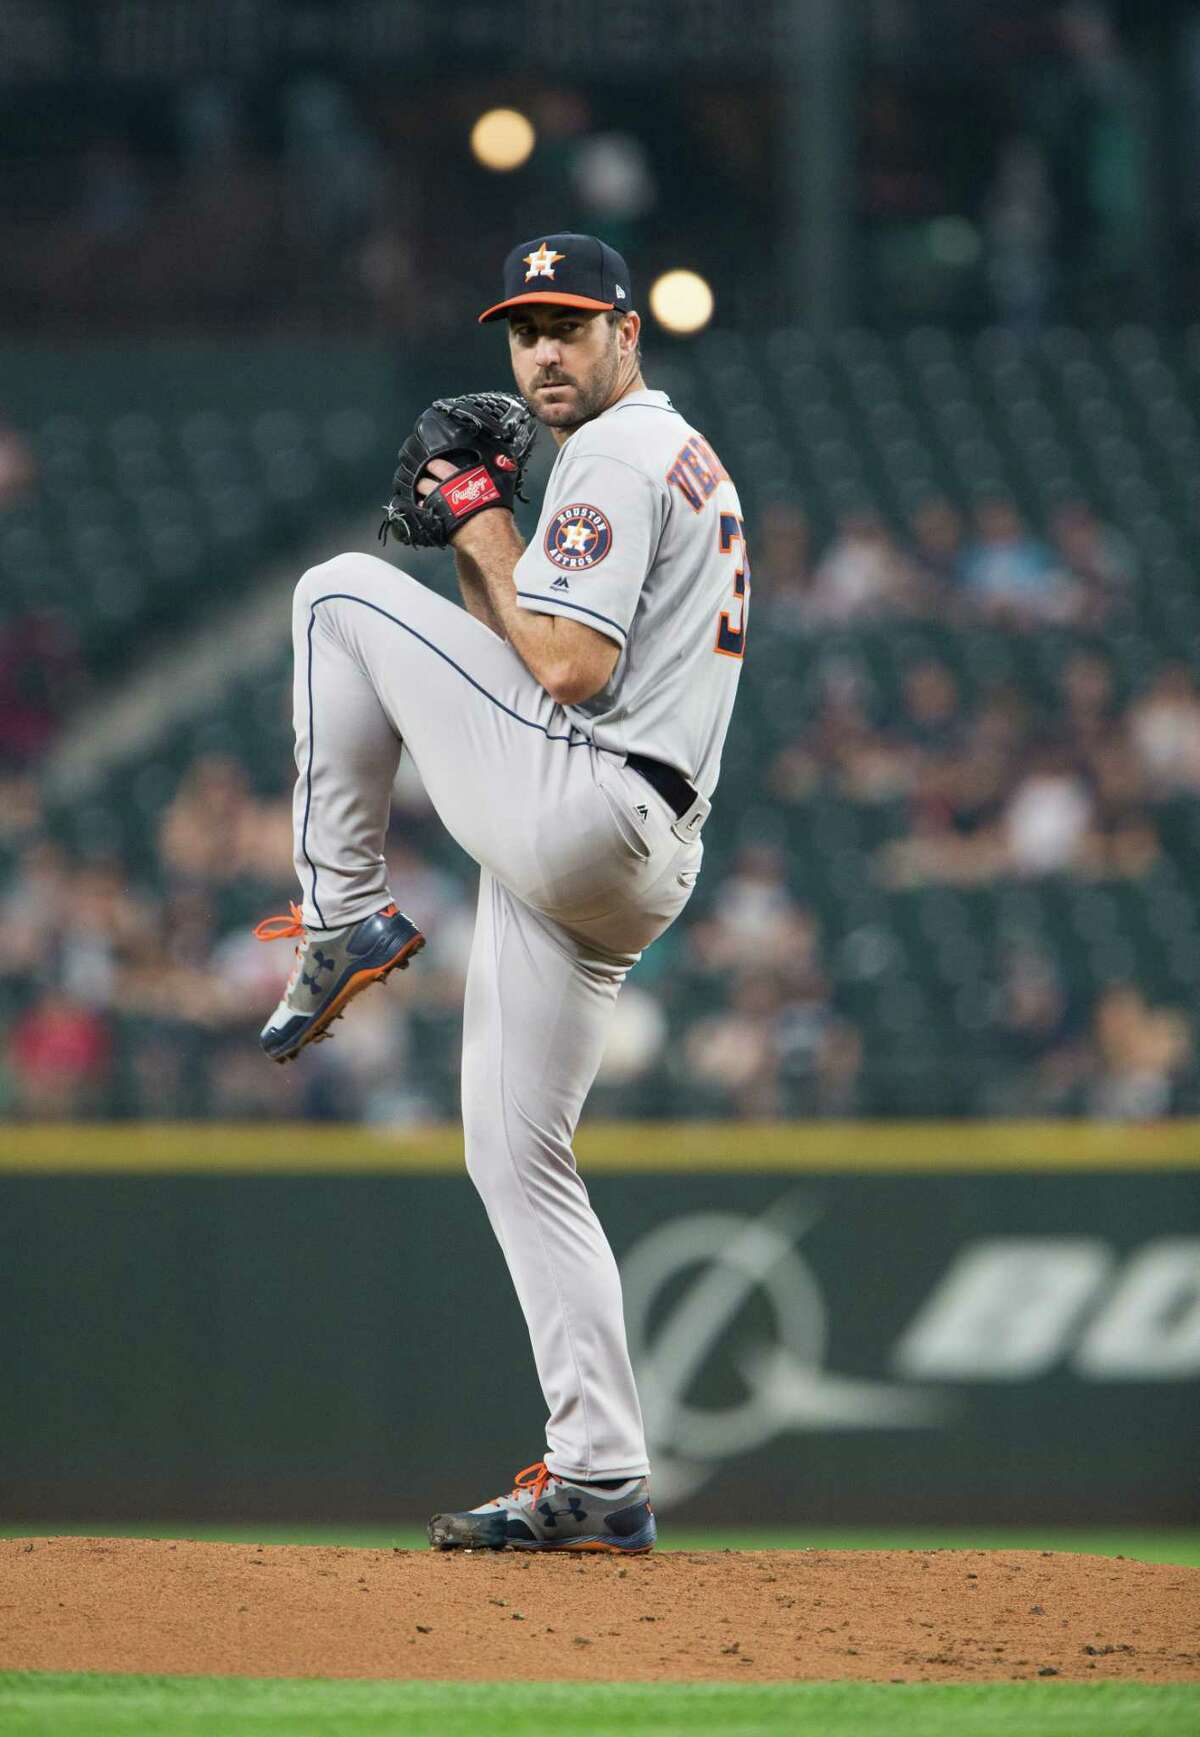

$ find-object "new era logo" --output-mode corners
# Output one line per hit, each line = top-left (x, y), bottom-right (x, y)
(635, 804), (648, 821)
(550, 575), (570, 591)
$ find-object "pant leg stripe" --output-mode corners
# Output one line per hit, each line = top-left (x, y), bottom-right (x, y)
(301, 606), (328, 927)
(310, 592), (591, 746)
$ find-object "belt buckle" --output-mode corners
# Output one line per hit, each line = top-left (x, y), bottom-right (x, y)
(671, 792), (709, 843)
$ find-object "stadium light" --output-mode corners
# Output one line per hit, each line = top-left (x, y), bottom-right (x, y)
(649, 269), (715, 335)
(470, 108), (536, 173)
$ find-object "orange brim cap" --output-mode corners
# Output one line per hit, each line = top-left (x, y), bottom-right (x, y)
(478, 290), (616, 324)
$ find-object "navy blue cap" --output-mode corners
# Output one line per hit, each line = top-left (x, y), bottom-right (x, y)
(478, 232), (633, 324)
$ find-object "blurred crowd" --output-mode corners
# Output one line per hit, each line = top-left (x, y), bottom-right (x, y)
(755, 489), (1135, 633)
(0, 2), (1175, 337)
(757, 491), (1200, 888)
(0, 72), (745, 340)
(2, 487), (1196, 1124)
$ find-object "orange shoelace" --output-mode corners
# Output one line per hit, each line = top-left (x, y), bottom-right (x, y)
(495, 1460), (555, 1505)
(253, 901), (305, 943)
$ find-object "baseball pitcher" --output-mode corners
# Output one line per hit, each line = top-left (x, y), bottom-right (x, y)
(256, 233), (748, 1552)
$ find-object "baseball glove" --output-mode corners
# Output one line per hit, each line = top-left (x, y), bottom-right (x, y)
(379, 391), (537, 549)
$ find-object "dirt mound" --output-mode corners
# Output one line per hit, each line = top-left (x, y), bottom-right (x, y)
(2, 1539), (1198, 1683)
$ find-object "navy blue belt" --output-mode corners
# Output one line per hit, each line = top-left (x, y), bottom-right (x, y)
(625, 753), (698, 821)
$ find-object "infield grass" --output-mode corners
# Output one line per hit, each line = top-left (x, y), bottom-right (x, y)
(0, 1677), (1198, 1737)
(4, 1524), (1199, 1566)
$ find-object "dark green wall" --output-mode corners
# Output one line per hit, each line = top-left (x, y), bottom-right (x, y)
(2, 1170), (1197, 1524)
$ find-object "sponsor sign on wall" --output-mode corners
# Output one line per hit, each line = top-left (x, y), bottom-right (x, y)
(1, 1134), (1196, 1523)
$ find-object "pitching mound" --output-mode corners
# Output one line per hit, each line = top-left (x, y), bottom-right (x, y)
(3, 1539), (1198, 1683)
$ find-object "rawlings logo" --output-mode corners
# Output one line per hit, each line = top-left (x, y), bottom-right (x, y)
(494, 453), (516, 472)
(445, 466), (501, 516)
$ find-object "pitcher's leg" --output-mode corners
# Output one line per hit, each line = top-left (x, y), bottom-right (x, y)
(461, 870), (649, 1481)
(292, 551), (588, 927)
(292, 583), (402, 928)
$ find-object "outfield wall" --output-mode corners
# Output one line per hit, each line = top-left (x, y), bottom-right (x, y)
(2, 1122), (1197, 1525)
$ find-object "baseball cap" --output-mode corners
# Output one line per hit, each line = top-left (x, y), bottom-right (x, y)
(478, 232), (633, 324)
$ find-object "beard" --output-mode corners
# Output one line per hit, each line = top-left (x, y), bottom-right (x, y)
(524, 348), (621, 431)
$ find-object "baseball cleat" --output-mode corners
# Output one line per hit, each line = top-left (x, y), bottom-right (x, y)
(254, 900), (424, 1063)
(428, 1459), (656, 1554)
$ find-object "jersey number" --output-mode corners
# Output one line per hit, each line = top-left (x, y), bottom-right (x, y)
(715, 512), (750, 659)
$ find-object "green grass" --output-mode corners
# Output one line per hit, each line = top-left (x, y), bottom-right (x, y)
(4, 1523), (1199, 1566)
(0, 1678), (1197, 1737)
(3, 1529), (1196, 1734)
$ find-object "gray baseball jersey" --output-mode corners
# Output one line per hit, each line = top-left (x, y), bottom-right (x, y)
(281, 385), (746, 1489)
(514, 388), (748, 799)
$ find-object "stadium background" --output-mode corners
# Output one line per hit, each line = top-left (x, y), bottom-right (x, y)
(1, 0), (1198, 1556)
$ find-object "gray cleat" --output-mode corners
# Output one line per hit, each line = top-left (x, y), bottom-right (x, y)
(428, 1459), (656, 1554)
(255, 900), (424, 1063)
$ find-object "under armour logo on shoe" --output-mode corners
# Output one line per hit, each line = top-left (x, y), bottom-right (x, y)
(311, 950), (336, 972)
(537, 1497), (587, 1528)
(635, 804), (648, 821)
(550, 575), (570, 591)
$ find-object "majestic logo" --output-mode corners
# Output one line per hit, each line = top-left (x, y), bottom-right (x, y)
(444, 465), (501, 517)
(635, 804), (649, 821)
(524, 243), (565, 281)
(544, 503), (612, 571)
(550, 575), (570, 591)
(621, 1195), (948, 1506)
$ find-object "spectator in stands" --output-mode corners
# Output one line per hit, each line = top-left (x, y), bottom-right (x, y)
(7, 988), (111, 1118)
(1059, 648), (1116, 746)
(959, 497), (1076, 625)
(781, 662), (912, 802)
(894, 660), (966, 755)
(992, 943), (1075, 1085)
(59, 857), (156, 1009)
(1048, 498), (1136, 620)
(0, 838), (72, 979)
(682, 973), (784, 1118)
(593, 985), (669, 1097)
(687, 844), (818, 975)
(1128, 664), (1200, 795)
(805, 505), (919, 622)
(878, 752), (1007, 886)
(1002, 743), (1095, 876)
(908, 495), (968, 598)
(1056, 660), (1164, 877)
(751, 500), (812, 630)
(809, 1018), (866, 1118)
(159, 754), (292, 886)
(1085, 985), (1192, 1121)
(774, 958), (848, 1110)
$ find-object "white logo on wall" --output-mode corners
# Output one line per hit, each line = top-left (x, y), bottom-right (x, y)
(620, 1195), (949, 1506)
(621, 1206), (1200, 1508)
(892, 1237), (1200, 1382)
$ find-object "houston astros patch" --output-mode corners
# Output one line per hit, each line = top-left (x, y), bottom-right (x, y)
(544, 503), (613, 571)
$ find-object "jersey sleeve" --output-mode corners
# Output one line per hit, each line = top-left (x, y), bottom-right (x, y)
(514, 449), (664, 649)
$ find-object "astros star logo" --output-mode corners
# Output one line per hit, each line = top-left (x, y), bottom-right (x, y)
(544, 502), (613, 571)
(524, 243), (566, 282)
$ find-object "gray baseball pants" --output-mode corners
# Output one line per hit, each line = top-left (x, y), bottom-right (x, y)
(290, 551), (704, 1480)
